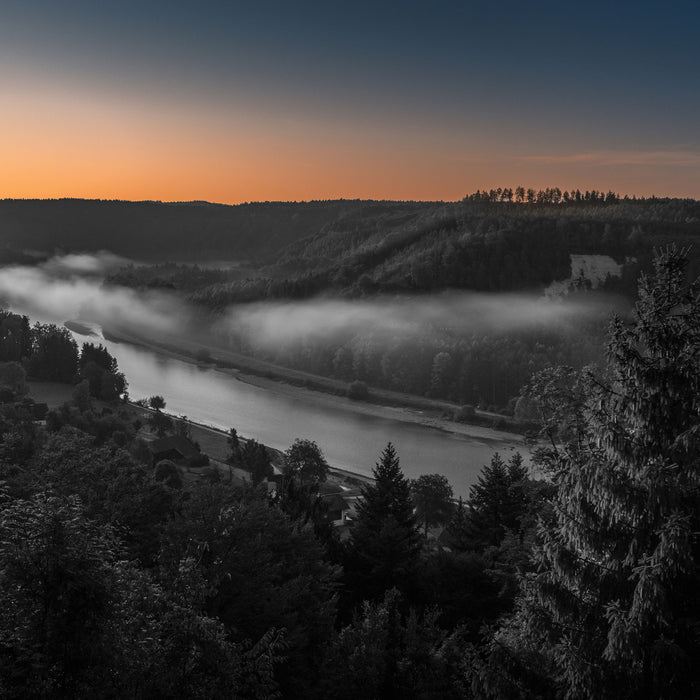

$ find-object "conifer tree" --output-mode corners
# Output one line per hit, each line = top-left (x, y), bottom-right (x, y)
(346, 443), (422, 603)
(464, 452), (529, 550)
(492, 247), (700, 698)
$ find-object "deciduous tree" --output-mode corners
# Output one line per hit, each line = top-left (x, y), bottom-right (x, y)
(410, 473), (454, 537)
(284, 437), (329, 488)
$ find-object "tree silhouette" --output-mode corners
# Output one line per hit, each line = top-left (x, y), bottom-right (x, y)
(490, 247), (700, 698)
(410, 473), (454, 537)
(347, 443), (422, 603)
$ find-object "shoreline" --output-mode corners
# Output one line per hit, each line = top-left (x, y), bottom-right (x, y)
(98, 324), (529, 447)
(126, 400), (374, 488)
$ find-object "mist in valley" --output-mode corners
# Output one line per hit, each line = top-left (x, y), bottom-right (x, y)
(0, 252), (627, 353)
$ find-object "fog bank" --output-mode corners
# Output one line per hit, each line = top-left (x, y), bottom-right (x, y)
(0, 254), (624, 351)
(220, 292), (623, 348)
(0, 255), (185, 335)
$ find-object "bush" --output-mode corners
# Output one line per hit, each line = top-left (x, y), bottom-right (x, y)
(188, 453), (210, 469)
(347, 380), (369, 400)
(453, 404), (476, 422)
(195, 348), (212, 363)
(154, 459), (183, 489)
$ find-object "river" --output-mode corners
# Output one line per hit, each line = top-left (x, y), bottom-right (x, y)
(21, 305), (528, 496)
(75, 328), (528, 498)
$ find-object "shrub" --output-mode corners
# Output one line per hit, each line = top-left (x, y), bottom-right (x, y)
(453, 404), (476, 422)
(188, 453), (210, 469)
(347, 380), (369, 400)
(154, 459), (182, 489)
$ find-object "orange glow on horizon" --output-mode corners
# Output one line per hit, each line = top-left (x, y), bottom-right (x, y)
(1, 77), (697, 204)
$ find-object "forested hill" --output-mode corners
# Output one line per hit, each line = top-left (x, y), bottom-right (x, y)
(0, 198), (432, 263)
(185, 195), (700, 306)
(2, 196), (700, 280)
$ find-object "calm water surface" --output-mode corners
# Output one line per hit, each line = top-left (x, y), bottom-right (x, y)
(97, 335), (528, 497)
(21, 304), (528, 497)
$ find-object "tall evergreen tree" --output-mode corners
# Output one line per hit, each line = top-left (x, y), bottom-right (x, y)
(464, 453), (529, 551)
(485, 247), (700, 698)
(346, 443), (422, 604)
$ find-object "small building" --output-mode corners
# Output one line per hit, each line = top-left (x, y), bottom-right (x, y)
(321, 493), (353, 526)
(148, 435), (201, 466)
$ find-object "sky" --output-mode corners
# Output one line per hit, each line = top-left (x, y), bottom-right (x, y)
(1, 0), (699, 203)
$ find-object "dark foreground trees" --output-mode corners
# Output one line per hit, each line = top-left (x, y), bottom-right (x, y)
(0, 490), (281, 699)
(345, 443), (422, 606)
(410, 473), (454, 537)
(477, 247), (700, 698)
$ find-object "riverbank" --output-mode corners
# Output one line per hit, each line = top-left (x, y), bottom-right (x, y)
(27, 378), (372, 491)
(126, 402), (372, 491)
(100, 323), (529, 447)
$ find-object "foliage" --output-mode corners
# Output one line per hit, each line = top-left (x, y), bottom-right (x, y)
(410, 473), (454, 537)
(346, 443), (423, 605)
(347, 379), (369, 400)
(0, 311), (31, 362)
(0, 490), (283, 699)
(148, 395), (166, 411)
(453, 404), (476, 422)
(227, 426), (241, 463)
(154, 459), (183, 489)
(319, 588), (469, 700)
(78, 343), (127, 401)
(0, 362), (28, 397)
(159, 482), (339, 696)
(240, 438), (273, 485)
(26, 323), (79, 382)
(284, 438), (329, 488)
(0, 491), (118, 697)
(27, 427), (175, 565)
(489, 247), (700, 698)
(459, 452), (529, 551)
(149, 411), (172, 438)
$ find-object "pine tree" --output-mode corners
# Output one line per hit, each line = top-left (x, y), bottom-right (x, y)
(347, 443), (422, 603)
(464, 453), (529, 550)
(497, 247), (700, 698)
(444, 496), (471, 553)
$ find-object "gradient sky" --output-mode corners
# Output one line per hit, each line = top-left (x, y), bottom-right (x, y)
(1, 0), (699, 203)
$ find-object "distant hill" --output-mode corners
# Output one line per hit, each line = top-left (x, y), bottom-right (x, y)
(0, 198), (434, 263)
(2, 197), (700, 302)
(182, 196), (700, 306)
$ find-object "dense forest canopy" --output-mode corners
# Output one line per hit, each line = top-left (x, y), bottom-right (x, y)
(1, 193), (699, 271)
(0, 247), (698, 697)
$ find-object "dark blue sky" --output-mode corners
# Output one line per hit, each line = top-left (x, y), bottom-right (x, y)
(2, 0), (698, 201)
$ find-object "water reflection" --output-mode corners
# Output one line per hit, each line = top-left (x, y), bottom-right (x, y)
(92, 335), (527, 497)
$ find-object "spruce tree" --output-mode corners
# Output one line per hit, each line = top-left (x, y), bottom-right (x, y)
(346, 443), (422, 603)
(496, 247), (700, 698)
(464, 453), (529, 550)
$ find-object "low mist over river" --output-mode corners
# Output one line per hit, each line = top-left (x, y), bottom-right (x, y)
(0, 253), (545, 495)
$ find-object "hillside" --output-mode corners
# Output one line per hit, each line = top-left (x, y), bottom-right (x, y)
(4, 195), (700, 412)
(176, 196), (700, 306)
(0, 198), (434, 263)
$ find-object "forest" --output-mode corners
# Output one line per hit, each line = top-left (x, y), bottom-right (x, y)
(0, 245), (699, 698)
(98, 193), (700, 411)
